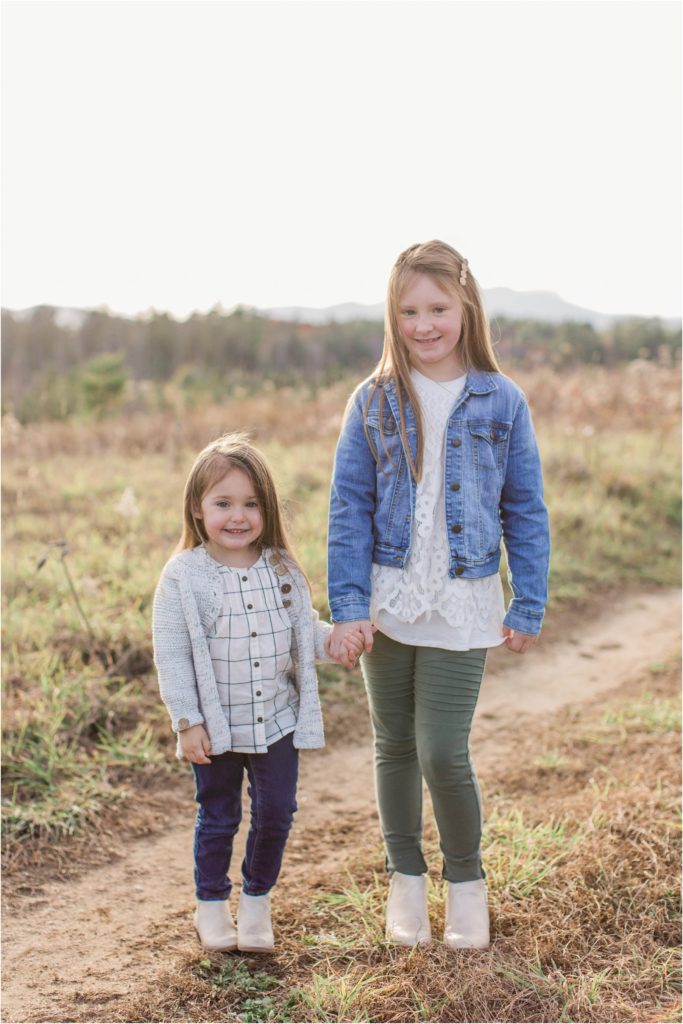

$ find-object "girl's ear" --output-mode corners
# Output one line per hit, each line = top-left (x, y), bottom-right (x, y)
(192, 507), (203, 519)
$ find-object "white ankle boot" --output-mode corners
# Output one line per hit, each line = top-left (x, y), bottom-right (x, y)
(444, 879), (490, 949)
(385, 872), (432, 947)
(237, 891), (275, 952)
(194, 899), (238, 951)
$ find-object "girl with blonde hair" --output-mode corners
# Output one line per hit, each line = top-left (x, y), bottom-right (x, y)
(327, 241), (550, 950)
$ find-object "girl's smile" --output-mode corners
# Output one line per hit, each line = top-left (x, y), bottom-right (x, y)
(398, 273), (465, 381)
(195, 467), (263, 567)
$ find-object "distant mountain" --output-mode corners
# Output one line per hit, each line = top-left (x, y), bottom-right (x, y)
(261, 290), (680, 329)
(5, 290), (680, 329)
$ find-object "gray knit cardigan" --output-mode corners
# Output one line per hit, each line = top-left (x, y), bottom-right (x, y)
(152, 545), (330, 757)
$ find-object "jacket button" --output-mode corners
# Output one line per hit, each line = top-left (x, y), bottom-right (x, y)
(451, 524), (462, 533)
(281, 583), (292, 594)
(451, 482), (460, 492)
(451, 438), (462, 447)
(455, 566), (465, 576)
(282, 599), (292, 608)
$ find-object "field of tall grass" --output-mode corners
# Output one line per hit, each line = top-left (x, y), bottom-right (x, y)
(2, 363), (680, 858)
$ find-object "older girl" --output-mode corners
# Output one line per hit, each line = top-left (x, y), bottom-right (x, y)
(327, 241), (550, 950)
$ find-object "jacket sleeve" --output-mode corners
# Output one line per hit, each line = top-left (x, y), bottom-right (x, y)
(311, 608), (334, 662)
(152, 567), (205, 732)
(499, 396), (551, 635)
(327, 388), (378, 622)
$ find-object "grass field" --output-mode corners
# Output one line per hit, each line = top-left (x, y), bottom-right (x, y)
(2, 362), (681, 1023)
(2, 363), (680, 853)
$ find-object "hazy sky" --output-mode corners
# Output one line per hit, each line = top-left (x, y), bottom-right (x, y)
(2, 0), (681, 319)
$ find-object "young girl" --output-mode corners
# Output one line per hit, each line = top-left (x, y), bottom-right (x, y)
(327, 240), (550, 950)
(153, 433), (362, 954)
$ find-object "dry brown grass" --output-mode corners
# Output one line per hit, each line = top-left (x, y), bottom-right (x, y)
(112, 662), (681, 1024)
(3, 363), (680, 460)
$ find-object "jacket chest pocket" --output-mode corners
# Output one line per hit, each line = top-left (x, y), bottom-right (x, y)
(467, 420), (511, 471)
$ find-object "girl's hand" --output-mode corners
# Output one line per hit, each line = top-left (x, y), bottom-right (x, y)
(179, 723), (212, 763)
(326, 620), (375, 667)
(502, 627), (538, 654)
(337, 630), (366, 668)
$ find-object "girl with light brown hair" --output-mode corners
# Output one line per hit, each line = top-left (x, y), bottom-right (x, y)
(327, 240), (550, 950)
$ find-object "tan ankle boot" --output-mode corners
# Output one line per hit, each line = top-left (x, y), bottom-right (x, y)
(194, 899), (238, 951)
(237, 892), (275, 952)
(444, 879), (490, 949)
(385, 872), (431, 947)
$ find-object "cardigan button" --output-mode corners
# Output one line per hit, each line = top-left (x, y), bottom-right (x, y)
(281, 583), (292, 594)
(177, 718), (190, 731)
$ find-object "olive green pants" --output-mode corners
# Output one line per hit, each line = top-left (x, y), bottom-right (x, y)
(361, 630), (487, 883)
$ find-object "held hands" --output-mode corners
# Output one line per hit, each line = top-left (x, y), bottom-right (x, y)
(326, 620), (375, 669)
(179, 723), (212, 764)
(502, 626), (538, 655)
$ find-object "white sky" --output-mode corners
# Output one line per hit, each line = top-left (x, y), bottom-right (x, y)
(2, 0), (681, 319)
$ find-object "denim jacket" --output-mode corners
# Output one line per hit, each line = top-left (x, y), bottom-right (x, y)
(327, 369), (550, 636)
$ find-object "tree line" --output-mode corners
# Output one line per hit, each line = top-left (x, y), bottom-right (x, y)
(2, 304), (680, 422)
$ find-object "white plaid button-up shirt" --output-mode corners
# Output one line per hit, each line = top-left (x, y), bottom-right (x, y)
(207, 554), (299, 753)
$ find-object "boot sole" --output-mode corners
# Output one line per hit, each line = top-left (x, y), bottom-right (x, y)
(237, 943), (275, 953)
(386, 932), (432, 947)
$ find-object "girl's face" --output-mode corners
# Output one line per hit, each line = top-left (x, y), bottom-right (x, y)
(196, 467), (264, 565)
(398, 273), (465, 380)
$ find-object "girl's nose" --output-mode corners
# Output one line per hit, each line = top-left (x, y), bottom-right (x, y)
(415, 315), (434, 336)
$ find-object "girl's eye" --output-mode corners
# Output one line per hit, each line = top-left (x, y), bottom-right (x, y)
(246, 501), (259, 508)
(401, 310), (416, 317)
(434, 307), (446, 313)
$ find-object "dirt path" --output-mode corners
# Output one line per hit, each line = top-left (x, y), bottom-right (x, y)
(3, 589), (680, 1024)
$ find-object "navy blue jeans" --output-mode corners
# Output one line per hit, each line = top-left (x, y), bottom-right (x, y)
(191, 732), (299, 900)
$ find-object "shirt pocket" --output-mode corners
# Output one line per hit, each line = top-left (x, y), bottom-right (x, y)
(467, 420), (511, 472)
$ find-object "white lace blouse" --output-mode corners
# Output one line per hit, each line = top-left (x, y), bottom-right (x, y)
(370, 370), (505, 651)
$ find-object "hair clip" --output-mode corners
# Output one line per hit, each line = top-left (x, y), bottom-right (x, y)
(459, 259), (468, 287)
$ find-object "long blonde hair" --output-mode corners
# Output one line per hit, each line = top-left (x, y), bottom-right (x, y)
(176, 433), (306, 580)
(365, 240), (500, 480)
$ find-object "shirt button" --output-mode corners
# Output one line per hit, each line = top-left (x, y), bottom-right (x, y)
(451, 438), (462, 447)
(282, 599), (292, 608)
(455, 566), (465, 576)
(451, 482), (461, 492)
(257, 716), (263, 723)
(256, 690), (262, 697)
(451, 524), (462, 533)
(247, 604), (253, 610)
(241, 575), (248, 582)
(254, 661), (260, 668)
(251, 631), (257, 637)
(280, 583), (292, 594)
